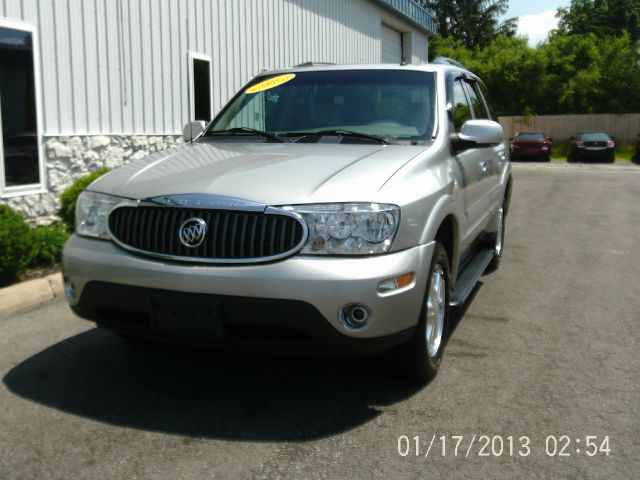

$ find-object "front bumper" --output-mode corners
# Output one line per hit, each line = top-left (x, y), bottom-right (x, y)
(62, 235), (434, 352)
(575, 147), (614, 159)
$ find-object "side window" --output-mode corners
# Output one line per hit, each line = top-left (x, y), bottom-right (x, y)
(465, 80), (489, 119)
(451, 80), (472, 132)
(476, 81), (496, 120)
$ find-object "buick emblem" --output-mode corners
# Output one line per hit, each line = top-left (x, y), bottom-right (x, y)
(179, 217), (207, 248)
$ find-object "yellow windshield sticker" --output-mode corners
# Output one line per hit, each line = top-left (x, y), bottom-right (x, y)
(246, 74), (296, 94)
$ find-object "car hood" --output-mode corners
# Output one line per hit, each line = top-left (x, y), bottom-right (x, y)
(90, 141), (427, 205)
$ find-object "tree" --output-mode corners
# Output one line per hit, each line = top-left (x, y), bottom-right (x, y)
(538, 33), (603, 114)
(557, 0), (640, 41)
(430, 31), (640, 115)
(431, 35), (545, 115)
(420, 0), (518, 49)
(541, 31), (640, 113)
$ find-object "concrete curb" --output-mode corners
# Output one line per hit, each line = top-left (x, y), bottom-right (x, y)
(0, 273), (64, 318)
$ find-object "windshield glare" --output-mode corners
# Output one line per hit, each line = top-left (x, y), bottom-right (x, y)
(207, 70), (437, 141)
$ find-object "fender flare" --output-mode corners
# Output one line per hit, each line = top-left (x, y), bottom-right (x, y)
(419, 194), (462, 278)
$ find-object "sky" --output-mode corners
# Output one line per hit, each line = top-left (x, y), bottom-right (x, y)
(503, 0), (572, 46)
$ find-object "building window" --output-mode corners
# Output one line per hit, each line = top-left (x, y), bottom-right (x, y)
(189, 53), (213, 122)
(0, 21), (43, 196)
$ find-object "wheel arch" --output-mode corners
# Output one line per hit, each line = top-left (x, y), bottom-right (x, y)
(419, 196), (462, 281)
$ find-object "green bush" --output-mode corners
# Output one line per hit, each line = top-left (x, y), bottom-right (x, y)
(551, 140), (573, 158)
(0, 205), (31, 287)
(57, 168), (110, 231)
(27, 223), (70, 267)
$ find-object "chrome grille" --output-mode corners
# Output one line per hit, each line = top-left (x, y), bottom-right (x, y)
(108, 206), (306, 263)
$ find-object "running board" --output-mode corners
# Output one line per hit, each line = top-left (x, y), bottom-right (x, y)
(449, 249), (494, 308)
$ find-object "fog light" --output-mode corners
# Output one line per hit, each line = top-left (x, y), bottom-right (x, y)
(63, 276), (76, 301)
(339, 303), (372, 331)
(377, 272), (415, 293)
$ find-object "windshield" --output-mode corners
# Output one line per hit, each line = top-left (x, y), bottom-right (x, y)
(516, 133), (545, 140)
(581, 132), (610, 142)
(206, 70), (437, 142)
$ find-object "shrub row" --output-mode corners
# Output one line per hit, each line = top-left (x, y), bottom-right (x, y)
(0, 168), (109, 287)
(0, 206), (69, 286)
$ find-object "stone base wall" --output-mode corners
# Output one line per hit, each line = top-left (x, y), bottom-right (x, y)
(2, 135), (182, 225)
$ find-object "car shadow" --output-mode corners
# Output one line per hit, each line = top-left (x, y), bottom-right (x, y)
(3, 327), (423, 441)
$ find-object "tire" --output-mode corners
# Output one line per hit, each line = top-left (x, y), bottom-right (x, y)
(485, 204), (505, 273)
(394, 242), (451, 383)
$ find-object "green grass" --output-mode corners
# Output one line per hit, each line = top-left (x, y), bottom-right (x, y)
(549, 153), (633, 163)
(616, 152), (633, 162)
(545, 141), (636, 163)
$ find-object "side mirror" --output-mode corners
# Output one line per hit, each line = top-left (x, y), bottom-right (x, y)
(457, 120), (505, 146)
(182, 120), (206, 143)
(509, 137), (513, 142)
(611, 135), (616, 141)
(548, 137), (554, 143)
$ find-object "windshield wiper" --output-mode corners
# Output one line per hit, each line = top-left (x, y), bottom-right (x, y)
(290, 129), (389, 144)
(205, 127), (283, 142)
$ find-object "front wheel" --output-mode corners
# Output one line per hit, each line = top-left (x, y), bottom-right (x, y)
(395, 242), (451, 383)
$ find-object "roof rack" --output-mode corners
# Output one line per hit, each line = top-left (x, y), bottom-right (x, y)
(431, 57), (466, 69)
(293, 61), (336, 68)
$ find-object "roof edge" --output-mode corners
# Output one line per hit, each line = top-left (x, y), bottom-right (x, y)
(371, 0), (438, 35)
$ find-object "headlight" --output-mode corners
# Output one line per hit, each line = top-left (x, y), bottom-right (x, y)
(75, 191), (127, 239)
(287, 203), (400, 255)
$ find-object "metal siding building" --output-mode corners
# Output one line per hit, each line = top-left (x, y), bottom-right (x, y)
(0, 0), (436, 220)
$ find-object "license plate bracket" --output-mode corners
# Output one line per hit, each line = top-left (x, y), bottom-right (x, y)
(152, 296), (223, 337)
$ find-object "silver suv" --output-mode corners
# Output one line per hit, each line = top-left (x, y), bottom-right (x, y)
(62, 59), (512, 382)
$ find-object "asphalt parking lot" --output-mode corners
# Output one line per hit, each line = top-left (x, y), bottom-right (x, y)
(1, 163), (638, 480)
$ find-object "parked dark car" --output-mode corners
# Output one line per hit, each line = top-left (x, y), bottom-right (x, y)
(632, 134), (639, 164)
(568, 132), (615, 163)
(510, 132), (552, 162)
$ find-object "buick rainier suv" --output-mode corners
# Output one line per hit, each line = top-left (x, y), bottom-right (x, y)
(62, 58), (512, 382)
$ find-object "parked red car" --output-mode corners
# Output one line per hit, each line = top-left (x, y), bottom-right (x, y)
(510, 132), (552, 162)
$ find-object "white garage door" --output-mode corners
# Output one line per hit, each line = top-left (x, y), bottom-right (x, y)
(381, 24), (403, 63)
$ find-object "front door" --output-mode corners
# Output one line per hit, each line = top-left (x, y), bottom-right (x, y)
(463, 78), (505, 209)
(450, 78), (491, 243)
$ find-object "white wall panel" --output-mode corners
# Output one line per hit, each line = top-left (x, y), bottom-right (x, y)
(0, 0), (431, 136)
